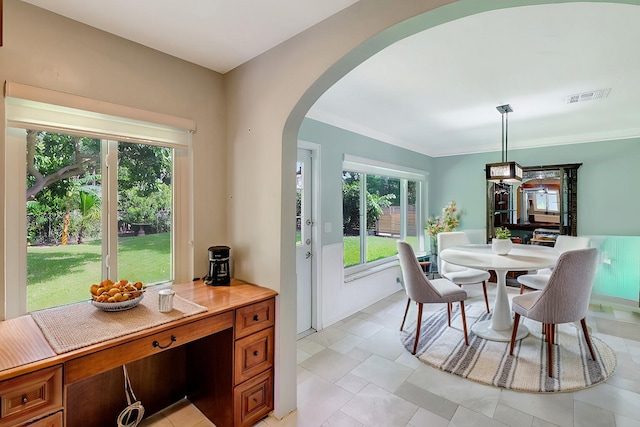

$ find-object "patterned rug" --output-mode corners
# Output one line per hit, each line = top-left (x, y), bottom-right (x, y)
(400, 305), (616, 392)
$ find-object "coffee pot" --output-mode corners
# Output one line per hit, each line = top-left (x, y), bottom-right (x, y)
(205, 246), (231, 286)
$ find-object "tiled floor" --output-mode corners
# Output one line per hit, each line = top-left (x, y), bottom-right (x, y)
(142, 283), (640, 427)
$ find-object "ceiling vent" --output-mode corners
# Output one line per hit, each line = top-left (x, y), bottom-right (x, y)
(566, 88), (611, 104)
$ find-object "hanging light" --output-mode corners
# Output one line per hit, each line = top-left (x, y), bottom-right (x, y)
(486, 104), (522, 182)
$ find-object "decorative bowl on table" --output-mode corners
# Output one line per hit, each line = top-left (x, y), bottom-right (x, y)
(89, 279), (145, 312)
(91, 293), (144, 312)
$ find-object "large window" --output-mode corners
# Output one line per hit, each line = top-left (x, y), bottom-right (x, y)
(4, 84), (194, 319)
(20, 132), (174, 312)
(342, 157), (424, 270)
(535, 190), (559, 213)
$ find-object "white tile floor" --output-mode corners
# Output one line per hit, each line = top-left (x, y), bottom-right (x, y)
(143, 283), (640, 427)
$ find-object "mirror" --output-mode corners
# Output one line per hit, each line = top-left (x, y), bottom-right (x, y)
(487, 163), (581, 244)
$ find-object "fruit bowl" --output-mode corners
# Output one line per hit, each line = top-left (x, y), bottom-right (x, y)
(91, 292), (144, 312)
(89, 279), (146, 312)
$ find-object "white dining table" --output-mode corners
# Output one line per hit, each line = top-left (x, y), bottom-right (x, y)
(439, 243), (559, 341)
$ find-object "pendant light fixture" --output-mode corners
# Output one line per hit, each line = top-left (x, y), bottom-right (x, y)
(486, 104), (522, 182)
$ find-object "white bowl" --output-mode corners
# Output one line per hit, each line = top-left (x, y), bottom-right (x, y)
(91, 293), (144, 312)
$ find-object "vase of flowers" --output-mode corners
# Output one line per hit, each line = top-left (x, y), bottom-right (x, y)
(492, 226), (513, 255)
(425, 200), (460, 256)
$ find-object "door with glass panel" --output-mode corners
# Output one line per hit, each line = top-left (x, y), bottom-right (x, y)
(296, 148), (313, 334)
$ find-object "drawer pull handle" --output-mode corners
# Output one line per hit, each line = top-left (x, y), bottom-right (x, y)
(253, 314), (259, 321)
(153, 335), (177, 349)
(21, 395), (28, 404)
(253, 397), (258, 403)
(253, 350), (259, 356)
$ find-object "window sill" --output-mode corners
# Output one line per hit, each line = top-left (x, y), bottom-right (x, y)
(344, 260), (399, 283)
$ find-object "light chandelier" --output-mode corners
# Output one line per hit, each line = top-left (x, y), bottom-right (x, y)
(486, 104), (522, 183)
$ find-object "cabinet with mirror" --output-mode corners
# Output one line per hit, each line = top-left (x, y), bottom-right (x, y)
(486, 163), (581, 245)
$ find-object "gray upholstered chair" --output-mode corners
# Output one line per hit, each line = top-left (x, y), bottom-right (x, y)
(517, 235), (590, 294)
(397, 241), (469, 354)
(437, 231), (491, 313)
(509, 247), (599, 377)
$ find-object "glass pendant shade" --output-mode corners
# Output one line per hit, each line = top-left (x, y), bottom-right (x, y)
(485, 161), (523, 182)
(486, 104), (521, 182)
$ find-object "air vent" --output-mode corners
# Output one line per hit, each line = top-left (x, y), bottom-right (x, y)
(566, 88), (611, 104)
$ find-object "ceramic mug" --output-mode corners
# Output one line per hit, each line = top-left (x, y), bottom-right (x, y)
(158, 289), (175, 312)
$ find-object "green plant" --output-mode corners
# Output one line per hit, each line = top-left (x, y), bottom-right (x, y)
(494, 226), (511, 239)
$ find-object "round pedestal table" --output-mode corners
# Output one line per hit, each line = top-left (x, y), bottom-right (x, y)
(439, 244), (558, 341)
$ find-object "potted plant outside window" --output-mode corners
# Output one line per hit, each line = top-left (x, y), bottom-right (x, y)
(492, 226), (513, 255)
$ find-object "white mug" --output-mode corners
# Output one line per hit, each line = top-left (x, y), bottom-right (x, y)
(158, 289), (175, 312)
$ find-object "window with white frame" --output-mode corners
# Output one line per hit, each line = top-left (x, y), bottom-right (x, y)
(3, 83), (194, 319)
(342, 156), (425, 271)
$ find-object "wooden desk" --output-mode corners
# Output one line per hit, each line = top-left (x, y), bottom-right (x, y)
(0, 279), (277, 427)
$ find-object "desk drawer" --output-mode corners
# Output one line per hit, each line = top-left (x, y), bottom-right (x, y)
(65, 311), (233, 384)
(24, 411), (63, 427)
(235, 299), (275, 339)
(234, 327), (274, 385)
(0, 366), (62, 427)
(234, 369), (273, 427)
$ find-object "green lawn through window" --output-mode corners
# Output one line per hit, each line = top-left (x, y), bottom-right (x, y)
(344, 235), (419, 268)
(27, 233), (170, 312)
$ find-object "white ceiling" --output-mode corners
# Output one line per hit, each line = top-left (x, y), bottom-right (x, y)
(23, 1), (640, 157)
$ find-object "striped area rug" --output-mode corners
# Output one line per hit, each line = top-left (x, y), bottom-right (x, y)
(400, 305), (616, 392)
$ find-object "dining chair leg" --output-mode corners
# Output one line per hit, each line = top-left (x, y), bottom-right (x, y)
(580, 318), (597, 360)
(447, 303), (452, 326)
(482, 281), (490, 313)
(413, 303), (423, 355)
(459, 302), (469, 346)
(519, 284), (525, 294)
(400, 297), (411, 331)
(509, 313), (521, 355)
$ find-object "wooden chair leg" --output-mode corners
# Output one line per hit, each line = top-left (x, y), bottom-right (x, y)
(400, 297), (411, 331)
(447, 303), (452, 326)
(580, 318), (596, 360)
(482, 281), (490, 313)
(459, 301), (469, 346)
(509, 313), (520, 355)
(413, 303), (423, 355)
(519, 284), (525, 294)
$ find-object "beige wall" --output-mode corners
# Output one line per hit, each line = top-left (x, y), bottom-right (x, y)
(224, 0), (474, 417)
(0, 0), (226, 297)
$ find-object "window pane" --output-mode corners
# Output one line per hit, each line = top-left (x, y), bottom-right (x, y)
(535, 193), (546, 210)
(296, 162), (302, 245)
(406, 180), (419, 250)
(366, 175), (399, 263)
(343, 171), (361, 267)
(547, 190), (559, 212)
(26, 131), (103, 312)
(117, 142), (173, 285)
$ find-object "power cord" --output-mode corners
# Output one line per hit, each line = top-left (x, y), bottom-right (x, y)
(116, 365), (145, 427)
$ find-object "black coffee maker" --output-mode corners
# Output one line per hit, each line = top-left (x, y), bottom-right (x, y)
(205, 246), (231, 286)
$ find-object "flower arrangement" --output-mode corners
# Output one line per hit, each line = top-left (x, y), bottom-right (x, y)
(425, 200), (460, 252)
(494, 226), (511, 239)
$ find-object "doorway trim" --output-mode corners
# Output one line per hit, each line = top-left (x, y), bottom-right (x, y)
(297, 139), (322, 333)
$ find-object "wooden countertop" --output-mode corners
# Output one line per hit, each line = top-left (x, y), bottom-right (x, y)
(0, 279), (277, 381)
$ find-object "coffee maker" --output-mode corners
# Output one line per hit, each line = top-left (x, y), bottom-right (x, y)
(205, 246), (231, 286)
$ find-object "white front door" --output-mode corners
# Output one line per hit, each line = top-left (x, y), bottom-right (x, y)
(296, 148), (313, 335)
